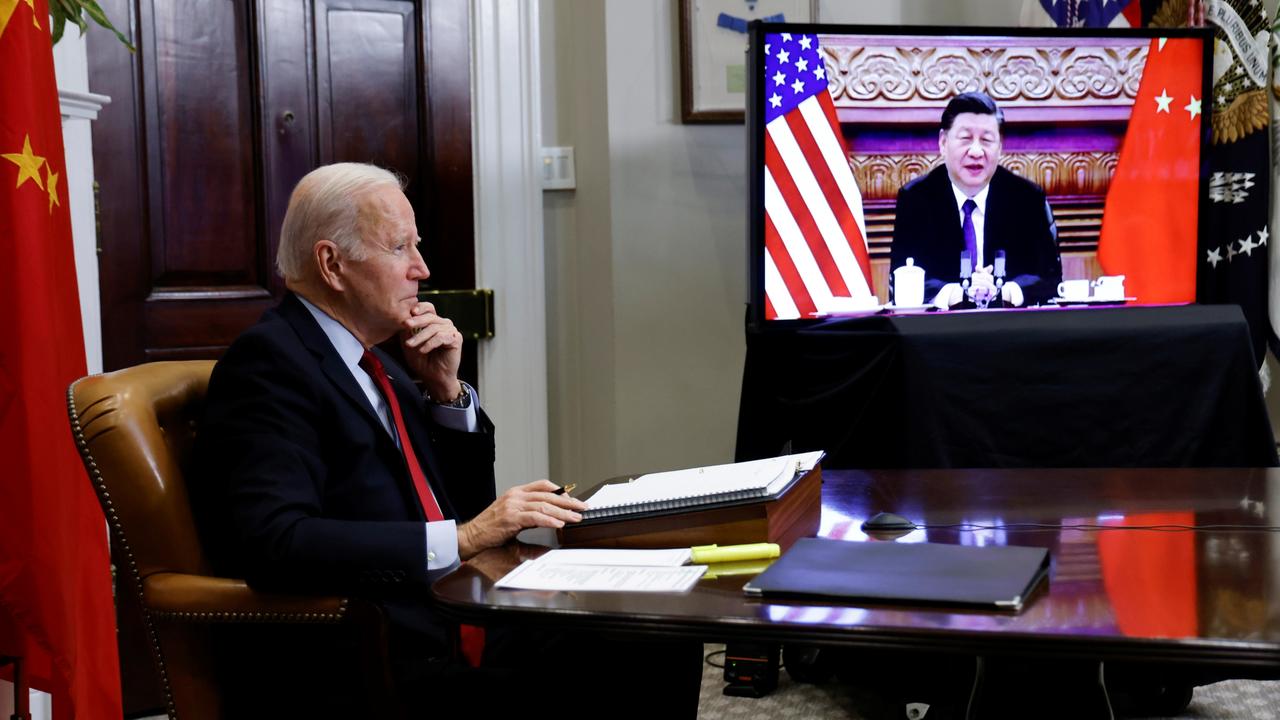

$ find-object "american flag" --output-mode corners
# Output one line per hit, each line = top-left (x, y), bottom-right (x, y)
(1021, 0), (1142, 27)
(761, 32), (874, 320)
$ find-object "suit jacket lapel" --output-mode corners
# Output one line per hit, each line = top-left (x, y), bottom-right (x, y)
(931, 168), (966, 254)
(278, 292), (388, 434)
(984, 167), (1008, 256)
(279, 292), (459, 520)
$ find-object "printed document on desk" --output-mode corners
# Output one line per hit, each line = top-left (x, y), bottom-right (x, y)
(583, 450), (825, 520)
(495, 550), (706, 592)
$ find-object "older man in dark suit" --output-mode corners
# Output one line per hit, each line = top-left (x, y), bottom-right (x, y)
(194, 163), (700, 716)
(890, 92), (1063, 308)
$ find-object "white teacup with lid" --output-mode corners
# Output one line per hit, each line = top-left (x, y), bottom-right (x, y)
(893, 257), (925, 307)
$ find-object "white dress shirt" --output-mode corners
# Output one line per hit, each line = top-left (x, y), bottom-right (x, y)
(950, 181), (991, 269)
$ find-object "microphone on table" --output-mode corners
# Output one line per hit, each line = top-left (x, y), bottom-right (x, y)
(954, 251), (975, 309)
(990, 250), (1007, 309)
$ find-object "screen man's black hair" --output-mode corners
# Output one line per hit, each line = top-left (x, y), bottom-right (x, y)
(940, 91), (1005, 134)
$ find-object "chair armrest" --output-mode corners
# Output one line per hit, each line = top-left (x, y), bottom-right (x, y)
(142, 572), (349, 623)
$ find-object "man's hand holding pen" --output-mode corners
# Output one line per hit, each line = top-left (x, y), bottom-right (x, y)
(456, 479), (587, 560)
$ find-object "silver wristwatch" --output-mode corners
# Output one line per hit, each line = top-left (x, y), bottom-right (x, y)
(431, 383), (471, 409)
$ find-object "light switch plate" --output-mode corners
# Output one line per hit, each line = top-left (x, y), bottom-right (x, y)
(541, 146), (576, 190)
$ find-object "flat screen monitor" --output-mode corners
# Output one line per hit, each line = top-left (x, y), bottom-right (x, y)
(746, 24), (1214, 325)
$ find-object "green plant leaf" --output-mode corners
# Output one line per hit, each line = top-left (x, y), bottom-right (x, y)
(51, 9), (67, 44)
(79, 0), (134, 51)
(48, 0), (134, 52)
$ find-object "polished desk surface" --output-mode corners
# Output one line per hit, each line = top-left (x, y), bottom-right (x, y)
(432, 468), (1280, 669)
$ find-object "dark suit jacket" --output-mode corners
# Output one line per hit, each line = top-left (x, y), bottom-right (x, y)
(193, 292), (496, 652)
(890, 165), (1062, 306)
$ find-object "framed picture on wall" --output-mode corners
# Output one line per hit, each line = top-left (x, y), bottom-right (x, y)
(679, 0), (816, 123)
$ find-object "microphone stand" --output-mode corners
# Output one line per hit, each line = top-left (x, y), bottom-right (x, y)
(955, 251), (976, 310)
(988, 250), (1007, 310)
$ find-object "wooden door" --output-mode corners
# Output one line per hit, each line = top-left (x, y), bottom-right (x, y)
(89, 0), (475, 370)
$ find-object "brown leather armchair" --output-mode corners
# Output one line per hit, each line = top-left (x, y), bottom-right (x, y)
(67, 361), (401, 719)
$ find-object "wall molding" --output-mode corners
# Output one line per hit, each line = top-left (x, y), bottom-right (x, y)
(471, 0), (549, 489)
(59, 88), (111, 120)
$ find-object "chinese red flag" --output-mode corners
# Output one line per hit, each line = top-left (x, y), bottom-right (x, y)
(1097, 37), (1204, 303)
(0, 1), (123, 718)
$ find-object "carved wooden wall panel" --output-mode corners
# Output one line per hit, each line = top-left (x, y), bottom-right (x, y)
(821, 35), (1148, 115)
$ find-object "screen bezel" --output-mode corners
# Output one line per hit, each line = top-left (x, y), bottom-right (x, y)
(746, 22), (1217, 330)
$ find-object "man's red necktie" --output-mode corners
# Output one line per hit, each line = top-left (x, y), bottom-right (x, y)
(359, 350), (485, 666)
(359, 350), (445, 522)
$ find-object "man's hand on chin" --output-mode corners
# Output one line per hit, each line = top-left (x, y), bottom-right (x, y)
(399, 301), (464, 399)
(456, 480), (588, 560)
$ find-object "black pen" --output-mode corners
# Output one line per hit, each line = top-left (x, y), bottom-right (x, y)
(553, 483), (576, 496)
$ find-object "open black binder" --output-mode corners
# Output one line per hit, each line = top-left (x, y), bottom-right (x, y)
(742, 538), (1050, 611)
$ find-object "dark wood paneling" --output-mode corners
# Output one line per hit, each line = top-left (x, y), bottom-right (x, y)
(91, 0), (478, 373)
(143, 0), (261, 284)
(89, 0), (148, 371)
(420, 0), (474, 290)
(258, 0), (315, 297)
(316, 0), (418, 183)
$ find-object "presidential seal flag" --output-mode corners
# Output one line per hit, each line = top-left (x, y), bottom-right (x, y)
(1269, 5), (1280, 353)
(1020, 0), (1146, 27)
(1189, 0), (1274, 365)
(0, 0), (123, 717)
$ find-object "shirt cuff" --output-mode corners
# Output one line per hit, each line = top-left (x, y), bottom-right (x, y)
(933, 283), (960, 309)
(425, 519), (459, 576)
(428, 381), (480, 432)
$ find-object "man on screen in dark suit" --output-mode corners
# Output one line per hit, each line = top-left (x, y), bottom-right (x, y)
(193, 163), (700, 716)
(890, 92), (1062, 308)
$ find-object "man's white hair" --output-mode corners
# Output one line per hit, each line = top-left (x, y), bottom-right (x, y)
(275, 163), (406, 282)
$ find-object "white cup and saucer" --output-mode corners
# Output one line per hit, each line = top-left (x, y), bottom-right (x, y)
(1092, 275), (1126, 301)
(1056, 279), (1091, 302)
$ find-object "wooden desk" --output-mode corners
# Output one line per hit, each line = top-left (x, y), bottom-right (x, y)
(432, 468), (1280, 671)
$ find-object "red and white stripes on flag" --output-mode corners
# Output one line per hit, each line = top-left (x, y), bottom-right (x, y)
(762, 86), (874, 319)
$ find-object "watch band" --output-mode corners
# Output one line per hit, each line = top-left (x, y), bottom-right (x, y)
(430, 383), (471, 409)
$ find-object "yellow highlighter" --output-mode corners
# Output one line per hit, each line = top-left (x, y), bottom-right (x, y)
(690, 542), (781, 564)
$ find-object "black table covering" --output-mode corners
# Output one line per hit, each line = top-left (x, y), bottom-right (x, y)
(736, 305), (1278, 468)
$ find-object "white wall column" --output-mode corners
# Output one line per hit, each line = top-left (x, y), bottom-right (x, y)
(471, 0), (549, 490)
(54, 30), (109, 376)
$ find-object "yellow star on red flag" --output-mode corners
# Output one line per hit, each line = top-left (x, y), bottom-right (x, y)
(2, 134), (46, 191)
(0, 0), (40, 40)
(45, 165), (60, 213)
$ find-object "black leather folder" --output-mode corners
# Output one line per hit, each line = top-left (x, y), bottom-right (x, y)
(742, 538), (1050, 611)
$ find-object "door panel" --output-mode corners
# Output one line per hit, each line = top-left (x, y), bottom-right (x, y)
(317, 0), (419, 184)
(259, 0), (315, 299)
(144, 0), (262, 282)
(91, 0), (475, 370)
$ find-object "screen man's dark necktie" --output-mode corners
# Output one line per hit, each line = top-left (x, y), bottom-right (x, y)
(962, 198), (978, 266)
